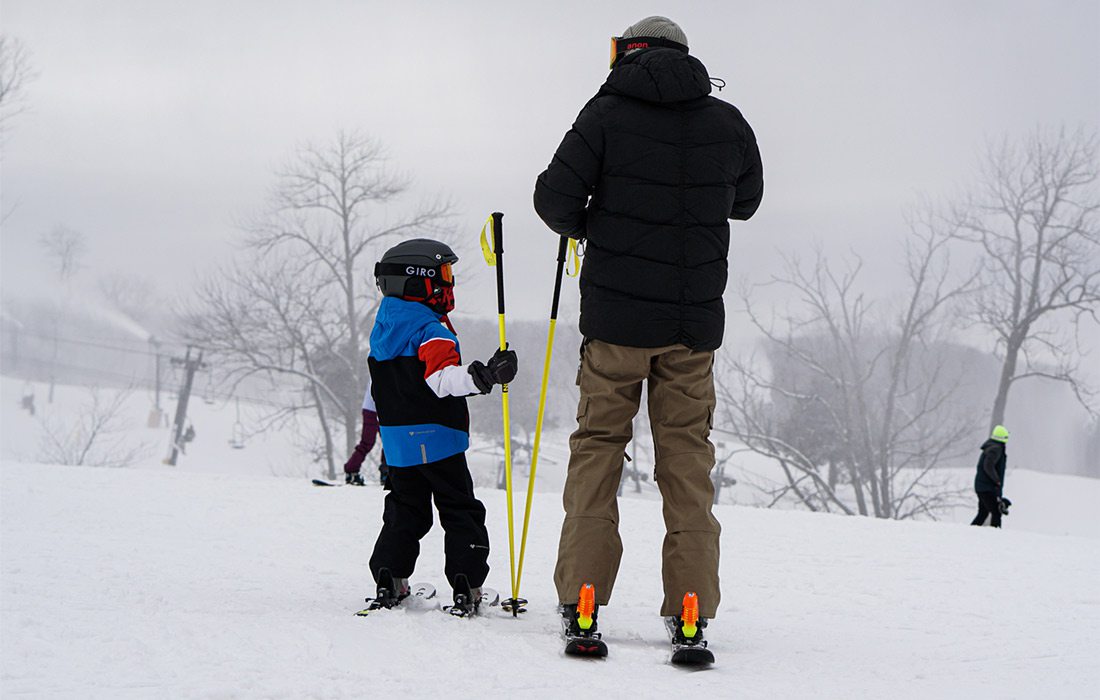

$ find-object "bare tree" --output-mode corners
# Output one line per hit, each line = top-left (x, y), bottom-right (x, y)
(718, 222), (978, 519)
(184, 255), (347, 478)
(37, 387), (150, 468)
(39, 225), (87, 401)
(0, 34), (34, 129)
(244, 130), (455, 460)
(951, 128), (1100, 428)
(40, 225), (86, 283)
(1, 35), (34, 224)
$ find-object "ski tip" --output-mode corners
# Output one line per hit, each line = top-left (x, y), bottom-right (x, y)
(670, 647), (714, 667)
(311, 479), (337, 487)
(564, 638), (608, 658)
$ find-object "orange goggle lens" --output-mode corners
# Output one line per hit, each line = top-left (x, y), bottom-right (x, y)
(609, 36), (620, 69)
(440, 262), (453, 284)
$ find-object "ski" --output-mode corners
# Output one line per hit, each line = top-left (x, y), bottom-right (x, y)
(561, 615), (608, 658)
(670, 642), (714, 666)
(561, 583), (608, 658)
(664, 615), (714, 666)
(312, 478), (367, 488)
(443, 587), (500, 618)
(564, 633), (608, 658)
(355, 582), (437, 616)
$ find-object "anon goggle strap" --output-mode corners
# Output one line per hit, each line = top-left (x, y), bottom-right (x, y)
(610, 35), (689, 68)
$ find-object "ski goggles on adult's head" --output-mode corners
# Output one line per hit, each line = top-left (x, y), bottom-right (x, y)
(609, 35), (689, 69)
(439, 262), (454, 285)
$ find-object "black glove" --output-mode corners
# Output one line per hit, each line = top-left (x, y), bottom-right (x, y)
(488, 347), (518, 384)
(999, 497), (1012, 515)
(345, 472), (365, 486)
(468, 361), (495, 394)
(468, 347), (518, 394)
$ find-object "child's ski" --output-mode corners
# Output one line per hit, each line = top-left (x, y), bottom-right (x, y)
(443, 587), (500, 618)
(355, 582), (437, 616)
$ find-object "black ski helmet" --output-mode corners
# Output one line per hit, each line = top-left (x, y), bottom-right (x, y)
(375, 238), (459, 313)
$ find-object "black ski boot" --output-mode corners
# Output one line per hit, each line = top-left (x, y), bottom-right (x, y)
(446, 574), (481, 618)
(562, 583), (608, 657)
(356, 568), (410, 615)
(665, 592), (714, 665)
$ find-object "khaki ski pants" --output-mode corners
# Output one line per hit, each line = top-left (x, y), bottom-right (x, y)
(554, 339), (722, 618)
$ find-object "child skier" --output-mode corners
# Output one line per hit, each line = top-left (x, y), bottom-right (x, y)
(363, 238), (517, 616)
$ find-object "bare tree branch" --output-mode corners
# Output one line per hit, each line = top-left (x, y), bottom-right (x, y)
(950, 127), (1100, 426)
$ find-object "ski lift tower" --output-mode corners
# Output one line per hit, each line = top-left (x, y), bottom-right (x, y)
(164, 346), (206, 466)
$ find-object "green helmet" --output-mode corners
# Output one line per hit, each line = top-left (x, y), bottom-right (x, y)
(991, 425), (1009, 443)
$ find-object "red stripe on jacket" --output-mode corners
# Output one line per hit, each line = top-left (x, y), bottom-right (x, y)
(419, 337), (461, 378)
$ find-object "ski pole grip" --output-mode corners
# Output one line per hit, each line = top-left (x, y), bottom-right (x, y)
(492, 212), (504, 255)
(491, 211), (506, 317)
(556, 235), (568, 263)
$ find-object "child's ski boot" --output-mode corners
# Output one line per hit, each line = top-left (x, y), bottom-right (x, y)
(445, 573), (481, 618)
(356, 568), (410, 615)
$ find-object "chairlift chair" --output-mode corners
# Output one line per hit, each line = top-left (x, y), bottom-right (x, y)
(202, 370), (216, 405)
(229, 422), (246, 450)
(228, 397), (246, 449)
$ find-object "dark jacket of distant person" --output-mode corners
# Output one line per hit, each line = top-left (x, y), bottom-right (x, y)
(974, 439), (1007, 496)
(533, 47), (764, 352)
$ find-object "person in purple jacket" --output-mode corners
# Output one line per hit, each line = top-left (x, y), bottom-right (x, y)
(343, 384), (383, 487)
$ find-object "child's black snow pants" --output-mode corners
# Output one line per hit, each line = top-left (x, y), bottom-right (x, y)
(369, 452), (490, 591)
(970, 491), (1002, 528)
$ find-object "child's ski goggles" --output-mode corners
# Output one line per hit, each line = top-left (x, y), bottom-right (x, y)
(609, 35), (688, 69)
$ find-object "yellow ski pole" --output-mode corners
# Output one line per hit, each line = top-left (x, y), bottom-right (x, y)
(513, 236), (577, 610)
(480, 212), (518, 614)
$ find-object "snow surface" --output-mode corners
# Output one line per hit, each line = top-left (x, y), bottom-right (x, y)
(2, 460), (1099, 699)
(5, 377), (1100, 540)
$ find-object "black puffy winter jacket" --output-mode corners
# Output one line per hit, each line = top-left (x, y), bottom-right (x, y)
(533, 47), (763, 351)
(974, 439), (1007, 496)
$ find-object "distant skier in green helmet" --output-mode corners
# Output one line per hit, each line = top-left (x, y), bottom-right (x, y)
(971, 425), (1010, 528)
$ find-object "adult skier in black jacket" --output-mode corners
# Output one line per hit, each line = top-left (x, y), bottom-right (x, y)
(534, 23), (762, 351)
(534, 15), (763, 658)
(971, 425), (1009, 528)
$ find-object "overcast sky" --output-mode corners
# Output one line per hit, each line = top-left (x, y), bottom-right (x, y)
(2, 0), (1098, 327)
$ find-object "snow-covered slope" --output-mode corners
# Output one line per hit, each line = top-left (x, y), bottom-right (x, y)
(2, 461), (1097, 699)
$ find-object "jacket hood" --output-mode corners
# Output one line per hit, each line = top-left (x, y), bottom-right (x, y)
(980, 439), (1004, 451)
(602, 48), (713, 103)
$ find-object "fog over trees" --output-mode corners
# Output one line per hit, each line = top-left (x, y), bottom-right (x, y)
(1, 5), (1097, 507)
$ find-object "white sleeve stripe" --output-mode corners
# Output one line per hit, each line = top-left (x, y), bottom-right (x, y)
(419, 337), (456, 349)
(425, 364), (480, 398)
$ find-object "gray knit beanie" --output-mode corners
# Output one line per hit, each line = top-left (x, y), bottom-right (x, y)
(622, 16), (688, 49)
